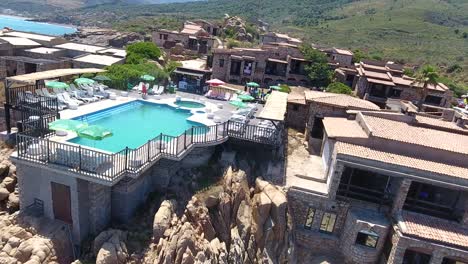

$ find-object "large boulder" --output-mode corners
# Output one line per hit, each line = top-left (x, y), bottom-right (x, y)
(0, 188), (9, 201)
(96, 242), (118, 264)
(7, 192), (19, 212)
(251, 192), (271, 247)
(153, 200), (176, 242)
(94, 230), (128, 264)
(1, 177), (16, 192)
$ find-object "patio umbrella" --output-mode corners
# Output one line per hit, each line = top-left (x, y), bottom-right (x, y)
(206, 79), (225, 86)
(238, 94), (255, 101)
(94, 75), (112, 82)
(45, 81), (69, 90)
(48, 119), (88, 132)
(269, 85), (281, 90)
(229, 100), (247, 108)
(77, 125), (113, 140)
(141, 75), (155, 82)
(246, 82), (259, 88)
(75, 78), (95, 85)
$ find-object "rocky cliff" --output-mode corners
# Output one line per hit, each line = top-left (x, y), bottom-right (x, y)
(89, 165), (292, 264)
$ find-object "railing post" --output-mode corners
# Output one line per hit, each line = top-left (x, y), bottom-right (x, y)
(159, 133), (163, 152)
(46, 138), (50, 163)
(215, 124), (218, 141)
(78, 146), (82, 171)
(184, 130), (187, 149)
(191, 126), (194, 143)
(147, 140), (151, 161)
(125, 147), (129, 171)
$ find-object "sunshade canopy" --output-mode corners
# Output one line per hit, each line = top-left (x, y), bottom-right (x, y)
(48, 119), (88, 132)
(206, 79), (225, 86)
(270, 85), (281, 90)
(238, 94), (255, 101)
(230, 100), (247, 108)
(45, 81), (69, 89)
(247, 82), (259, 87)
(77, 125), (113, 140)
(75, 78), (95, 85)
(141, 75), (155, 81)
(94, 75), (112, 82)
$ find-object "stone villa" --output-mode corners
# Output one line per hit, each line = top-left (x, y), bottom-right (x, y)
(335, 60), (453, 109)
(287, 109), (468, 264)
(152, 22), (217, 55)
(261, 32), (302, 46)
(211, 43), (311, 87)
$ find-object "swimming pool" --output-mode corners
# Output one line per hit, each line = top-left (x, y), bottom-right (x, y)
(175, 100), (205, 109)
(68, 101), (206, 152)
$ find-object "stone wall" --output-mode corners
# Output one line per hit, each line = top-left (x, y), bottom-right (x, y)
(340, 208), (390, 264)
(288, 188), (349, 254)
(286, 102), (309, 132)
(88, 182), (111, 235)
(387, 227), (468, 264)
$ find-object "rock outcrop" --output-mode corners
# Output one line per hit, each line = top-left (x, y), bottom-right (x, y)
(0, 146), (19, 214)
(0, 213), (73, 263)
(146, 166), (292, 264)
(93, 229), (129, 264)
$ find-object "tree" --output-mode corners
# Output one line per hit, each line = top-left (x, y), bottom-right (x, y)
(154, 60), (182, 89)
(412, 65), (439, 110)
(126, 42), (161, 61)
(326, 82), (353, 95)
(300, 44), (332, 88)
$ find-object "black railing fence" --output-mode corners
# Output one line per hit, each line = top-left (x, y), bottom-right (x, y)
(16, 121), (282, 184)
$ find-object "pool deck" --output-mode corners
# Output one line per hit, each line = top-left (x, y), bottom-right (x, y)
(59, 90), (265, 127)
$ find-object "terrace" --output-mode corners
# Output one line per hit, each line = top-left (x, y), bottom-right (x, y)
(6, 70), (286, 186)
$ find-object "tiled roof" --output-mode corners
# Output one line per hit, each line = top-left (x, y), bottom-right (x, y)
(415, 115), (467, 134)
(310, 93), (381, 110)
(287, 92), (306, 105)
(335, 142), (468, 179)
(400, 212), (468, 249)
(333, 48), (353, 56)
(362, 114), (468, 155)
(323, 118), (368, 138)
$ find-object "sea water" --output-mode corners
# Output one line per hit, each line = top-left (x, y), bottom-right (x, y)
(0, 15), (76, 36)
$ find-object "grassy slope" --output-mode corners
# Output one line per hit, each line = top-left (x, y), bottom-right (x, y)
(284, 0), (468, 75)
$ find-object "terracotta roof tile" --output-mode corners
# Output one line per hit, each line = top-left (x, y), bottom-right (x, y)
(401, 212), (468, 249)
(362, 115), (468, 155)
(335, 142), (468, 179)
(323, 118), (368, 138)
(311, 94), (381, 110)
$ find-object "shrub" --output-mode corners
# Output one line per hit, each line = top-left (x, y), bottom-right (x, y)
(326, 82), (353, 95)
(126, 42), (161, 61)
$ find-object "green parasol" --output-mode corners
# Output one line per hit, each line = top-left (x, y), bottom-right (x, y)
(246, 82), (259, 87)
(229, 100), (248, 108)
(75, 78), (95, 85)
(77, 125), (113, 140)
(94, 75), (112, 82)
(238, 94), (255, 101)
(45, 81), (69, 90)
(269, 85), (281, 90)
(141, 75), (155, 81)
(48, 119), (88, 132)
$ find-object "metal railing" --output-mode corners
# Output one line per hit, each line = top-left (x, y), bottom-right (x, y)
(16, 121), (282, 184)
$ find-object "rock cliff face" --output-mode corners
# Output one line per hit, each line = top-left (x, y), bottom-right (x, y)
(144, 166), (292, 264)
(0, 146), (20, 214)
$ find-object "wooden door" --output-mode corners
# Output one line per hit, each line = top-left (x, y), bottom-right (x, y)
(51, 182), (72, 224)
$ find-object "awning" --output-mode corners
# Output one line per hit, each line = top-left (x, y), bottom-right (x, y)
(230, 55), (243, 60)
(290, 56), (307, 62)
(6, 68), (106, 85)
(257, 91), (289, 121)
(242, 56), (256, 60)
(267, 58), (288, 64)
(173, 69), (205, 78)
(367, 78), (395, 86)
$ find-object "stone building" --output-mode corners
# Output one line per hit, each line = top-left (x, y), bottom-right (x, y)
(0, 56), (71, 79)
(211, 43), (311, 87)
(152, 22), (216, 55)
(336, 60), (454, 109)
(261, 32), (302, 45)
(286, 90), (380, 140)
(320, 47), (354, 67)
(287, 110), (468, 263)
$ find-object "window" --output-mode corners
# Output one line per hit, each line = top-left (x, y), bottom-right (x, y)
(159, 34), (168, 40)
(424, 95), (443, 105)
(219, 59), (224, 68)
(442, 258), (468, 264)
(355, 230), (379, 248)
(304, 208), (315, 229)
(388, 88), (402, 98)
(319, 213), (337, 233)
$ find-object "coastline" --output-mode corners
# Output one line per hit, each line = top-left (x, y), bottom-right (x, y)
(0, 14), (77, 31)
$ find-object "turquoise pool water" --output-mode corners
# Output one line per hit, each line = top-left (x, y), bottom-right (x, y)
(68, 101), (206, 152)
(0, 15), (76, 35)
(175, 100), (205, 109)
